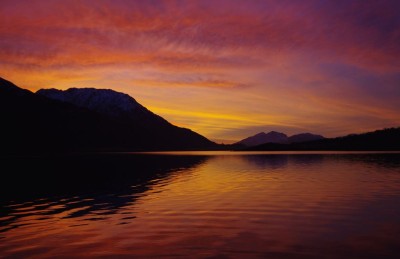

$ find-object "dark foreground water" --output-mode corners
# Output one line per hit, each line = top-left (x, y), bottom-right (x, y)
(1, 152), (400, 258)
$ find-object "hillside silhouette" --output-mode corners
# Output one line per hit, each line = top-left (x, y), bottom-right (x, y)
(236, 131), (324, 147)
(1, 77), (399, 153)
(246, 128), (400, 151)
(0, 77), (217, 154)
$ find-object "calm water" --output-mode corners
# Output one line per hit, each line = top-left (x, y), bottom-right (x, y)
(1, 152), (400, 258)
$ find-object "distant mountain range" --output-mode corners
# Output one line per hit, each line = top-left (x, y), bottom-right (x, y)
(1, 77), (399, 153)
(236, 131), (324, 147)
(0, 77), (217, 153)
(245, 128), (400, 151)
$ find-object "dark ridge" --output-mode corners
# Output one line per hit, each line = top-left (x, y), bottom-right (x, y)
(235, 131), (325, 147)
(0, 77), (218, 154)
(245, 128), (400, 151)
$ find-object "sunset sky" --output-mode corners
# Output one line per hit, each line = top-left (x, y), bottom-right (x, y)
(1, 0), (400, 143)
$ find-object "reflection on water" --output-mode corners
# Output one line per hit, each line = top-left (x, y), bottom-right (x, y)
(1, 152), (400, 258)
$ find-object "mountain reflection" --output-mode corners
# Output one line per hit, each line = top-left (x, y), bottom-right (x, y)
(240, 155), (289, 169)
(1, 152), (400, 258)
(0, 154), (208, 232)
(239, 153), (400, 170)
(1, 153), (399, 234)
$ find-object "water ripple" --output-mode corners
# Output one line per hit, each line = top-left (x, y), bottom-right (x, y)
(1, 153), (400, 258)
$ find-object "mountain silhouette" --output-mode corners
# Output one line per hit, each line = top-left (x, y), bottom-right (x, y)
(236, 131), (288, 146)
(236, 131), (324, 147)
(246, 128), (400, 151)
(1, 77), (398, 153)
(0, 77), (217, 154)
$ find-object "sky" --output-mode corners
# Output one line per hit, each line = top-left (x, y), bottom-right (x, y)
(1, 0), (400, 143)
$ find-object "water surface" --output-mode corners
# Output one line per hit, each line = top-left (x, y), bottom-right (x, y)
(1, 152), (400, 258)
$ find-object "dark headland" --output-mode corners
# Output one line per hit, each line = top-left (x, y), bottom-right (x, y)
(0, 77), (218, 154)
